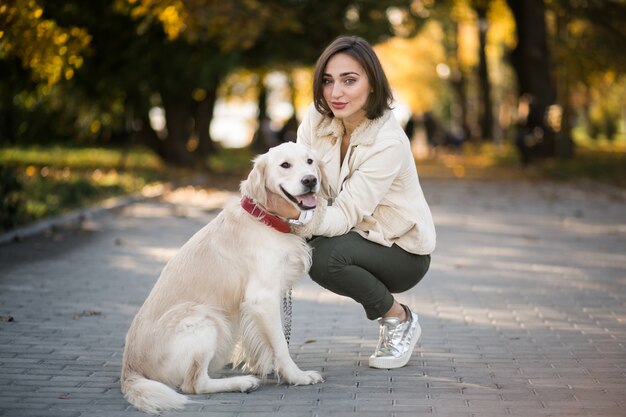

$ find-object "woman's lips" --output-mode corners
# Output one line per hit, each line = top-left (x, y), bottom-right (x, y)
(331, 102), (347, 110)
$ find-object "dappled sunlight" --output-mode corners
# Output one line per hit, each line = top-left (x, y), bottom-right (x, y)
(557, 217), (626, 235)
(439, 255), (587, 277)
(2, 0), (624, 412)
(162, 186), (238, 210)
(435, 212), (537, 236)
(122, 202), (180, 219)
(291, 269), (603, 336)
(435, 210), (626, 239)
(137, 245), (179, 263)
(106, 252), (165, 277)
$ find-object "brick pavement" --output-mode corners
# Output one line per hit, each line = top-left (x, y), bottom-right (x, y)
(0, 179), (625, 417)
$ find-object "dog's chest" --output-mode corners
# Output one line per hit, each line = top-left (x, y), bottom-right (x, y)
(258, 235), (311, 283)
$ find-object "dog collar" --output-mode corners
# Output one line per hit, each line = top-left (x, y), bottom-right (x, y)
(241, 197), (291, 234)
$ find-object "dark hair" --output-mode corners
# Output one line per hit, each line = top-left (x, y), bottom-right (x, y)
(312, 36), (393, 120)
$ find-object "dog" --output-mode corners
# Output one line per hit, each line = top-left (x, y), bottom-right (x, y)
(120, 142), (324, 414)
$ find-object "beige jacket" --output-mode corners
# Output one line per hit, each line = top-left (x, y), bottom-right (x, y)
(293, 104), (436, 255)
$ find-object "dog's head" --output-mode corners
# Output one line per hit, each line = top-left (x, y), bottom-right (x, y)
(240, 142), (321, 212)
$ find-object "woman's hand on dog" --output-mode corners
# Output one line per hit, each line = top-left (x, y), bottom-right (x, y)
(266, 191), (302, 220)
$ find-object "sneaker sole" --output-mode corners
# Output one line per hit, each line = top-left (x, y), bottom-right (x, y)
(368, 322), (421, 369)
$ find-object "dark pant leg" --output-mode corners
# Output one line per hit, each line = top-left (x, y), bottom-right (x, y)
(309, 232), (431, 320)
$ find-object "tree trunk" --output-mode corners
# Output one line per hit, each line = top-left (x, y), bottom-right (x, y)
(506, 0), (557, 163)
(506, 0), (555, 118)
(194, 86), (218, 161)
(475, 6), (494, 141)
(134, 115), (165, 159)
(250, 74), (277, 153)
(161, 98), (196, 167)
(250, 80), (268, 153)
(554, 11), (574, 158)
(446, 20), (474, 142)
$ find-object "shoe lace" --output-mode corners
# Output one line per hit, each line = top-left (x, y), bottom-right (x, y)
(378, 319), (403, 352)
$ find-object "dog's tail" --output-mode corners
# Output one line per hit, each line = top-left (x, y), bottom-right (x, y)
(121, 371), (188, 414)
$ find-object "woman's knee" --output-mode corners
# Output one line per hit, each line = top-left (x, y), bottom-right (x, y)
(308, 236), (349, 286)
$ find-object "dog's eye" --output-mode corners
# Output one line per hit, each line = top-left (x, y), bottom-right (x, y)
(280, 162), (291, 169)
(307, 159), (313, 165)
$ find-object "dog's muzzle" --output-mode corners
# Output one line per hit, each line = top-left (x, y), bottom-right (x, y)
(280, 175), (318, 210)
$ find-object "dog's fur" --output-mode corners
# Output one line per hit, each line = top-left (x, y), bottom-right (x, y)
(120, 142), (323, 414)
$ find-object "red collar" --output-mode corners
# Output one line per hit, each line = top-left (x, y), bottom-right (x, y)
(241, 197), (291, 233)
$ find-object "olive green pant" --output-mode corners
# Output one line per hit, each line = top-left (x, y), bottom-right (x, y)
(308, 232), (431, 320)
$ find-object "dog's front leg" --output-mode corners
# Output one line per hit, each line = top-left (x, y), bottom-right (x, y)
(242, 284), (323, 385)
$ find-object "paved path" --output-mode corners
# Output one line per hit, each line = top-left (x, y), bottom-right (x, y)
(1, 179), (625, 417)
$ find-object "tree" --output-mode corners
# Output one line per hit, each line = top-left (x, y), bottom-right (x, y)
(547, 0), (626, 149)
(473, 0), (495, 141)
(505, 0), (626, 162)
(505, 0), (558, 164)
(234, 0), (431, 151)
(1, 0), (446, 163)
(66, 0), (242, 166)
(0, 0), (90, 88)
(0, 0), (91, 145)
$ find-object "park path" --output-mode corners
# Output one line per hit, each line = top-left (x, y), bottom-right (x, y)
(0, 177), (625, 417)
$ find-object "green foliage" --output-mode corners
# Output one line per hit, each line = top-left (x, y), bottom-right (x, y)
(0, 0), (91, 87)
(0, 164), (27, 230)
(1, 0), (624, 172)
(207, 148), (255, 175)
(0, 146), (165, 231)
(547, 0), (626, 78)
(0, 145), (162, 170)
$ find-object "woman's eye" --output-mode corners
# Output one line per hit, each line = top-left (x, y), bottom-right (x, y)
(322, 79), (333, 85)
(307, 159), (313, 165)
(280, 162), (291, 169)
(344, 78), (356, 85)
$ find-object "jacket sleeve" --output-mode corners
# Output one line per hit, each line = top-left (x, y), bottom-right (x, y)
(316, 138), (405, 237)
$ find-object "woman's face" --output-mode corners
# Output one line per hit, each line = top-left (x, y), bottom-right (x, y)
(322, 52), (371, 126)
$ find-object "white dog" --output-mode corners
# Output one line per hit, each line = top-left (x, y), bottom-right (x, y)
(120, 142), (323, 414)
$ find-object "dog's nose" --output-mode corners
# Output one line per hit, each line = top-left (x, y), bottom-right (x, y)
(301, 175), (318, 190)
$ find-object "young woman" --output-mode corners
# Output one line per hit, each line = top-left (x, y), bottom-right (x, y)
(267, 35), (436, 369)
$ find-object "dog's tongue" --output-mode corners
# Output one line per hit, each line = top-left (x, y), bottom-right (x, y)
(298, 193), (317, 208)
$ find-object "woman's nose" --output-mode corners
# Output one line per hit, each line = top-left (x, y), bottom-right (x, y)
(331, 83), (343, 98)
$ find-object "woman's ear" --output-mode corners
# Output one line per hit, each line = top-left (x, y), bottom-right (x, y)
(240, 154), (268, 206)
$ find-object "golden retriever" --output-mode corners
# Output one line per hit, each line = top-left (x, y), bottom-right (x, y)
(120, 142), (323, 414)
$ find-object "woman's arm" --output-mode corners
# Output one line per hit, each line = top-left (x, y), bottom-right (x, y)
(315, 139), (404, 236)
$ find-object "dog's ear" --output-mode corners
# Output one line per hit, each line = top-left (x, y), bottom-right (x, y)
(240, 153), (268, 205)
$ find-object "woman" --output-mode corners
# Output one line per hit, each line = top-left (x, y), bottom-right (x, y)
(268, 35), (436, 369)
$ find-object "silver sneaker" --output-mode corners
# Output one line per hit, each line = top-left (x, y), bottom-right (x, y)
(368, 304), (421, 369)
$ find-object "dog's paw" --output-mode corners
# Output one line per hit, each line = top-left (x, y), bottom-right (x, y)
(286, 370), (324, 385)
(239, 375), (261, 393)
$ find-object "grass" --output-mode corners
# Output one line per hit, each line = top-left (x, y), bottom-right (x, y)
(0, 146), (168, 231)
(0, 145), (258, 232)
(1, 140), (624, 232)
(416, 140), (626, 189)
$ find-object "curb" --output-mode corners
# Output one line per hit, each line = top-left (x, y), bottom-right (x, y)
(0, 183), (170, 246)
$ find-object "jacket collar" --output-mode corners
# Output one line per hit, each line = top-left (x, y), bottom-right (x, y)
(315, 110), (392, 146)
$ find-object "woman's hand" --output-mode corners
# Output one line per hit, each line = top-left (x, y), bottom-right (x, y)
(265, 191), (301, 220)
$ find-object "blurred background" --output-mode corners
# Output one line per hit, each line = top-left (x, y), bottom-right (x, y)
(1, 0), (625, 231)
